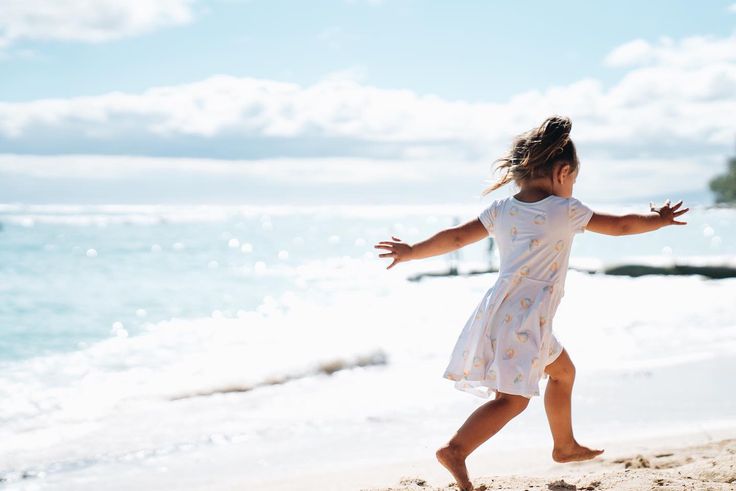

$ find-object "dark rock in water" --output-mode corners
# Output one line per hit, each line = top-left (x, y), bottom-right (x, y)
(407, 263), (736, 282)
(604, 264), (736, 279)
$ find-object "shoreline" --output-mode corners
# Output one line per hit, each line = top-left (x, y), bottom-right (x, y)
(238, 424), (736, 491)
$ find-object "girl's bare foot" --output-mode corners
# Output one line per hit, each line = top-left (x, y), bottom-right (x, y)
(436, 445), (474, 491)
(552, 441), (605, 463)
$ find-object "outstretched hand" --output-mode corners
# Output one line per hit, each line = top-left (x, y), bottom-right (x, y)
(374, 236), (413, 270)
(649, 199), (689, 226)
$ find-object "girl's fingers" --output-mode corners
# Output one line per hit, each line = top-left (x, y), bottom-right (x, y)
(672, 220), (687, 225)
(387, 258), (398, 269)
(673, 208), (689, 216)
(378, 252), (395, 258)
(670, 200), (683, 211)
(392, 236), (402, 241)
(374, 244), (393, 250)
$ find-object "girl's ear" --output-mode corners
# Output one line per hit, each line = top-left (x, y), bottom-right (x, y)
(559, 162), (572, 183)
(552, 162), (570, 184)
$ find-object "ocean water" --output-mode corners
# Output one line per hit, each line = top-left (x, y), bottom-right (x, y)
(0, 202), (735, 489)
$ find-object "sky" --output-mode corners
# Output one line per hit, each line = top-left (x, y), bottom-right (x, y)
(1, 0), (735, 205)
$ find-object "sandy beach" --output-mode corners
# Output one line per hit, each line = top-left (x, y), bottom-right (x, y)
(242, 427), (736, 491)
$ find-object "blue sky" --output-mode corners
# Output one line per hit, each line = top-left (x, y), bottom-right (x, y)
(1, 0), (735, 204)
(2, 0), (733, 102)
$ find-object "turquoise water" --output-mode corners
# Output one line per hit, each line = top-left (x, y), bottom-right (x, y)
(1, 202), (734, 363)
(0, 206), (379, 362)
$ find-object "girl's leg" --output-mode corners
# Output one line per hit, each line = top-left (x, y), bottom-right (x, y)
(436, 391), (530, 491)
(543, 348), (604, 462)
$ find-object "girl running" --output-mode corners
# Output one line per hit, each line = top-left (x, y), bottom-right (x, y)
(374, 115), (689, 491)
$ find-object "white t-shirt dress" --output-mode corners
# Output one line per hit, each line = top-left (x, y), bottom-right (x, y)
(442, 194), (594, 399)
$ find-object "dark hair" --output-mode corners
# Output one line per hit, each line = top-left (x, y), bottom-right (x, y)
(481, 115), (579, 196)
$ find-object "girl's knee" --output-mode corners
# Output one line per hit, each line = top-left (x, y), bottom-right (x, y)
(545, 350), (576, 384)
(555, 361), (575, 383)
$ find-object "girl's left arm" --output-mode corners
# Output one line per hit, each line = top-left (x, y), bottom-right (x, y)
(586, 199), (689, 236)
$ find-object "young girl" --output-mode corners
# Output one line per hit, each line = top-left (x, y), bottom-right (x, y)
(373, 115), (689, 491)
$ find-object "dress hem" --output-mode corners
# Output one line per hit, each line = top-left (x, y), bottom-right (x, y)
(441, 372), (540, 399)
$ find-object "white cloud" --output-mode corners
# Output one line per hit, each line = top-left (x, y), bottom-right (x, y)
(729, 3), (736, 13)
(0, 74), (511, 150)
(604, 33), (736, 68)
(603, 39), (656, 67)
(2, 43), (734, 158)
(0, 0), (195, 48)
(1, 30), (735, 200)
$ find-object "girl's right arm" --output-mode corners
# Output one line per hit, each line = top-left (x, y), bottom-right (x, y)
(374, 218), (488, 270)
(409, 219), (489, 259)
(586, 199), (689, 236)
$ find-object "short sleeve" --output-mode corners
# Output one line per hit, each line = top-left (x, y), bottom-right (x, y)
(568, 197), (594, 234)
(478, 200), (499, 236)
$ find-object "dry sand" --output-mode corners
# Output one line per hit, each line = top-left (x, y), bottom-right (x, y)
(237, 427), (736, 491)
(371, 438), (736, 491)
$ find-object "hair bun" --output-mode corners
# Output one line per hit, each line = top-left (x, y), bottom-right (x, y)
(538, 115), (572, 161)
(542, 115), (572, 140)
